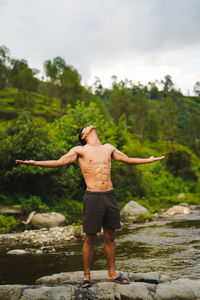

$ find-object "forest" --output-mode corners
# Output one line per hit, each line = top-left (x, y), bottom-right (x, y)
(0, 45), (200, 228)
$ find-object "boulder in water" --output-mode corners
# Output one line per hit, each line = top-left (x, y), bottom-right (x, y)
(162, 205), (192, 217)
(121, 201), (149, 218)
(7, 249), (27, 255)
(31, 212), (66, 229)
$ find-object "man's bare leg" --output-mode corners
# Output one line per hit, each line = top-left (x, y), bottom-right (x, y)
(82, 233), (97, 285)
(104, 228), (128, 283)
(103, 229), (118, 279)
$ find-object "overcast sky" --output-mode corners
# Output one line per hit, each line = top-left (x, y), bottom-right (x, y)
(0, 0), (200, 94)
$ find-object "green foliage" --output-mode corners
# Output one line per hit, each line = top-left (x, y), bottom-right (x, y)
(19, 195), (50, 213)
(0, 214), (20, 233)
(51, 101), (115, 149)
(51, 198), (83, 224)
(165, 150), (198, 181)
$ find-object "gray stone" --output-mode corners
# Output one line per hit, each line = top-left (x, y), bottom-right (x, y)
(128, 271), (160, 284)
(121, 201), (149, 218)
(159, 274), (172, 283)
(0, 285), (29, 300)
(31, 212), (66, 229)
(172, 278), (200, 299)
(20, 285), (72, 300)
(7, 249), (27, 255)
(162, 205), (192, 217)
(154, 282), (196, 300)
(0, 205), (22, 215)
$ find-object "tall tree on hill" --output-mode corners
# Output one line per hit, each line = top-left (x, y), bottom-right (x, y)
(44, 57), (82, 114)
(10, 59), (39, 109)
(162, 96), (178, 142)
(44, 57), (66, 117)
(161, 75), (174, 93)
(108, 83), (134, 124)
(193, 82), (200, 96)
(133, 93), (149, 144)
(0, 45), (10, 90)
(145, 111), (160, 142)
(185, 114), (200, 155)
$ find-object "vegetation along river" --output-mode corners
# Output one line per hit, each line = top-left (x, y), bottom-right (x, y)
(0, 208), (200, 285)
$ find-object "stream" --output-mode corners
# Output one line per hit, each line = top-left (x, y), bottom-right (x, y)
(0, 208), (200, 285)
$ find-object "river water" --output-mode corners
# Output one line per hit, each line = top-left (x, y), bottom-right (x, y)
(0, 208), (200, 285)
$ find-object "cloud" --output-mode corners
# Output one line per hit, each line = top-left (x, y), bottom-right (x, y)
(0, 0), (200, 94)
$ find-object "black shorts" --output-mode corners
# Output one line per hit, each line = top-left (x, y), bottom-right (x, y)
(83, 190), (121, 234)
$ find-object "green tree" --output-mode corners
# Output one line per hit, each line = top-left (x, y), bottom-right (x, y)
(184, 114), (200, 155)
(132, 93), (149, 143)
(193, 81), (200, 96)
(145, 111), (160, 142)
(162, 96), (178, 142)
(0, 45), (10, 90)
(108, 85), (134, 124)
(161, 75), (174, 93)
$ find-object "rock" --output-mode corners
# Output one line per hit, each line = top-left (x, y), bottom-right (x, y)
(22, 210), (36, 224)
(0, 205), (22, 215)
(154, 281), (198, 299)
(0, 271), (200, 300)
(31, 212), (66, 229)
(35, 249), (43, 254)
(7, 249), (27, 255)
(121, 201), (149, 218)
(162, 205), (192, 217)
(0, 285), (28, 300)
(36, 270), (166, 286)
(177, 193), (186, 199)
(21, 285), (72, 300)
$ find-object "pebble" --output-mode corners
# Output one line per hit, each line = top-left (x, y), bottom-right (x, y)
(0, 225), (83, 249)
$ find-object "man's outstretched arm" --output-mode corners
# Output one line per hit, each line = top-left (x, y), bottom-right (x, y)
(16, 147), (80, 168)
(112, 147), (165, 164)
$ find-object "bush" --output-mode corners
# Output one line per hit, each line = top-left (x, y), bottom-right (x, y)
(0, 214), (20, 233)
(165, 150), (197, 181)
(19, 195), (50, 213)
(50, 198), (83, 224)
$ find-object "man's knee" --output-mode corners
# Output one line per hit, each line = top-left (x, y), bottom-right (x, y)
(104, 229), (115, 243)
(84, 233), (97, 246)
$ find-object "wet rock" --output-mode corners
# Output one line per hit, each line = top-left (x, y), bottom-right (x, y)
(35, 249), (43, 254)
(0, 285), (29, 300)
(121, 201), (149, 218)
(20, 285), (72, 300)
(177, 193), (186, 199)
(31, 212), (66, 229)
(0, 271), (200, 300)
(0, 205), (22, 215)
(162, 205), (192, 217)
(0, 225), (79, 247)
(35, 270), (167, 286)
(7, 249), (27, 255)
(154, 280), (199, 300)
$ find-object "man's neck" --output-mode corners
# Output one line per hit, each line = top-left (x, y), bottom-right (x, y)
(86, 132), (101, 146)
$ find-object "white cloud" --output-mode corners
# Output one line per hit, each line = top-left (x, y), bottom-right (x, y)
(0, 0), (200, 94)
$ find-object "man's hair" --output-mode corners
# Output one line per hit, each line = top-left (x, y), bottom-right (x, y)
(79, 128), (86, 145)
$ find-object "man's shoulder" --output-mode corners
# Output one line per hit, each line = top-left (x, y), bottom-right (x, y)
(71, 145), (84, 153)
(103, 143), (114, 147)
(103, 143), (116, 153)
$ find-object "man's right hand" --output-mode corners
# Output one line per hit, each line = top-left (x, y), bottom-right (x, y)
(16, 160), (36, 165)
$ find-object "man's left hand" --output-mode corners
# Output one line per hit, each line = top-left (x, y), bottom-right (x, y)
(149, 156), (165, 162)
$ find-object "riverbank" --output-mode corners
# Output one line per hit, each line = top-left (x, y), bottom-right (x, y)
(0, 225), (83, 248)
(0, 270), (200, 300)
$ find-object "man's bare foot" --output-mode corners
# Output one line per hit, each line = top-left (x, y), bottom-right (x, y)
(107, 273), (129, 284)
(79, 273), (91, 288)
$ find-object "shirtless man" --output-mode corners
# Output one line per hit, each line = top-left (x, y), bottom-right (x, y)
(16, 124), (165, 288)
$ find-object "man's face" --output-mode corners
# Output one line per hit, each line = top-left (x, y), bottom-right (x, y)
(82, 124), (97, 139)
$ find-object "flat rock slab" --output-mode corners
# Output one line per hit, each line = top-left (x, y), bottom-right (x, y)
(0, 271), (200, 300)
